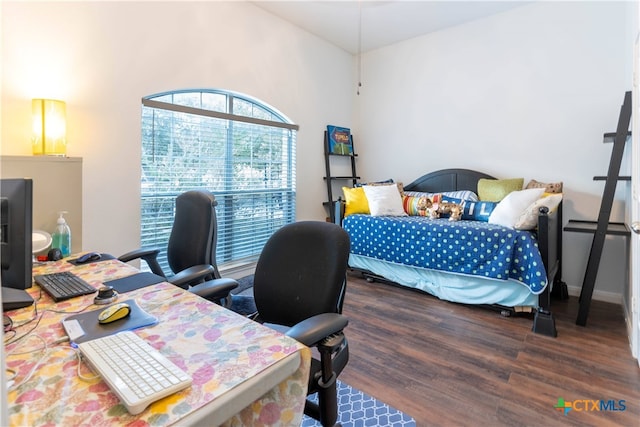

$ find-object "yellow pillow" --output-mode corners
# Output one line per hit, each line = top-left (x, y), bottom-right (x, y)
(477, 178), (524, 202)
(342, 187), (370, 216)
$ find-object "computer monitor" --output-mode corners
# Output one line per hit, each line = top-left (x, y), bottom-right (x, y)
(1, 178), (33, 289)
(1, 179), (34, 311)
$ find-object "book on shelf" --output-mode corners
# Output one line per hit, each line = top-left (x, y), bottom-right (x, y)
(327, 125), (353, 155)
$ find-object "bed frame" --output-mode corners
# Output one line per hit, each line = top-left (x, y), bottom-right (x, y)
(336, 168), (567, 337)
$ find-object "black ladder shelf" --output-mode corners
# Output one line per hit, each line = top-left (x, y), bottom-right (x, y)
(564, 91), (632, 326)
(323, 131), (359, 222)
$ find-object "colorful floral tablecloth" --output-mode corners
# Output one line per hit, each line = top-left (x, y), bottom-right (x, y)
(5, 258), (310, 426)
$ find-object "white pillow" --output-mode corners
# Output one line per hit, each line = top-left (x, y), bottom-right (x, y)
(514, 194), (563, 230)
(488, 188), (545, 228)
(362, 184), (407, 217)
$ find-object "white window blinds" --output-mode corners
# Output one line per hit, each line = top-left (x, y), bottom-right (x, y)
(140, 90), (297, 275)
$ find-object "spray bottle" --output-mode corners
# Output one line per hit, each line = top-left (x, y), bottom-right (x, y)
(52, 211), (71, 257)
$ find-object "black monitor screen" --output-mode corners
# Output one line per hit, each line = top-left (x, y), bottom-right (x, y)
(0, 179), (33, 290)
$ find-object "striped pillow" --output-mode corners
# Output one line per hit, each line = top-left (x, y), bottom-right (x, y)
(404, 190), (478, 202)
(402, 195), (432, 216)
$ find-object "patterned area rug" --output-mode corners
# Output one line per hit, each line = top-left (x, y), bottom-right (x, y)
(232, 274), (255, 295)
(229, 275), (257, 315)
(302, 381), (416, 427)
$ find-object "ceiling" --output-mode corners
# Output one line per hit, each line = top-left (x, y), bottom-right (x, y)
(253, 1), (532, 54)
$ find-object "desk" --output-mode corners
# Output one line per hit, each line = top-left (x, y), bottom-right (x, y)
(4, 258), (310, 426)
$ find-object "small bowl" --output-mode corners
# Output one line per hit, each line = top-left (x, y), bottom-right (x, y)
(32, 230), (52, 254)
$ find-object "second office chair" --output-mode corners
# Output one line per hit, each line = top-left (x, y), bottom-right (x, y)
(252, 220), (351, 426)
(119, 190), (238, 305)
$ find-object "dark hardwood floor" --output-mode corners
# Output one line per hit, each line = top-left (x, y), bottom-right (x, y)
(339, 272), (640, 427)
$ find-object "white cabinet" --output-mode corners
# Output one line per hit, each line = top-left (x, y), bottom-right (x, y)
(1, 156), (82, 254)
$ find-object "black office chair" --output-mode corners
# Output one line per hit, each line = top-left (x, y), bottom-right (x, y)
(119, 190), (238, 305)
(252, 221), (350, 427)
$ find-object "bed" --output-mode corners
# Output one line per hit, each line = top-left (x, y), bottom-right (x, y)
(335, 168), (566, 337)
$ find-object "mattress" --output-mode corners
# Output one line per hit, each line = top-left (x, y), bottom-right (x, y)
(343, 214), (548, 295)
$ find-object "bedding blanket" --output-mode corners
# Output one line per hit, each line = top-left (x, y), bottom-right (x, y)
(343, 215), (548, 294)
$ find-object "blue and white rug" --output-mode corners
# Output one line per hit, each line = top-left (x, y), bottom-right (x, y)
(302, 380), (416, 427)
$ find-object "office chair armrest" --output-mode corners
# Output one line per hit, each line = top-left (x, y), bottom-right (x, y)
(285, 313), (348, 347)
(118, 248), (160, 263)
(118, 248), (164, 276)
(169, 264), (216, 288)
(189, 278), (239, 301)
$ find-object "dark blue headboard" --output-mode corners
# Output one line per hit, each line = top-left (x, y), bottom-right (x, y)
(403, 168), (495, 193)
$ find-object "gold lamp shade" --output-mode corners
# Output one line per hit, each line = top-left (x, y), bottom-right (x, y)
(32, 99), (67, 156)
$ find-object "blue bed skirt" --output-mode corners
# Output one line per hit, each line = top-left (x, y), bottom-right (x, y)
(349, 253), (538, 309)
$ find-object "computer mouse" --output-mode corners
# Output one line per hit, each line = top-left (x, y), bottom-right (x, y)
(98, 302), (131, 324)
(77, 252), (101, 264)
(47, 248), (63, 261)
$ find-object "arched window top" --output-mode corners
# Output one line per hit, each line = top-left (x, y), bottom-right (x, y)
(143, 89), (298, 130)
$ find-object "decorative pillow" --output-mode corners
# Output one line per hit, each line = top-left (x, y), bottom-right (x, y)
(525, 179), (563, 194)
(404, 190), (479, 202)
(355, 178), (394, 187)
(488, 188), (545, 228)
(514, 194), (563, 230)
(403, 191), (434, 199)
(440, 195), (462, 203)
(437, 195), (496, 221)
(357, 180), (404, 195)
(342, 187), (370, 216)
(402, 195), (432, 216)
(477, 178), (524, 202)
(461, 200), (499, 222)
(362, 184), (407, 217)
(443, 190), (478, 202)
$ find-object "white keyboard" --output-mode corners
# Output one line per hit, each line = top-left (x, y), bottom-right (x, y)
(78, 331), (192, 415)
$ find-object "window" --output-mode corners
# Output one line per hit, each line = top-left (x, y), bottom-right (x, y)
(140, 89), (298, 275)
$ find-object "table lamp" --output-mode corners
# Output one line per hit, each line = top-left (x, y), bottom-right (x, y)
(32, 98), (66, 156)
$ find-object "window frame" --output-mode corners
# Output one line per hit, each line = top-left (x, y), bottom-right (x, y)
(140, 89), (298, 275)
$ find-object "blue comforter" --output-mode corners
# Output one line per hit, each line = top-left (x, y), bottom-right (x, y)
(343, 215), (548, 294)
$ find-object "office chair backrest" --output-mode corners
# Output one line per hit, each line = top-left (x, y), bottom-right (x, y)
(253, 221), (351, 327)
(167, 190), (219, 276)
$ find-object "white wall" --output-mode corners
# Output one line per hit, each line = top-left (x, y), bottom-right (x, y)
(2, 1), (636, 302)
(1, 1), (354, 257)
(355, 1), (634, 300)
